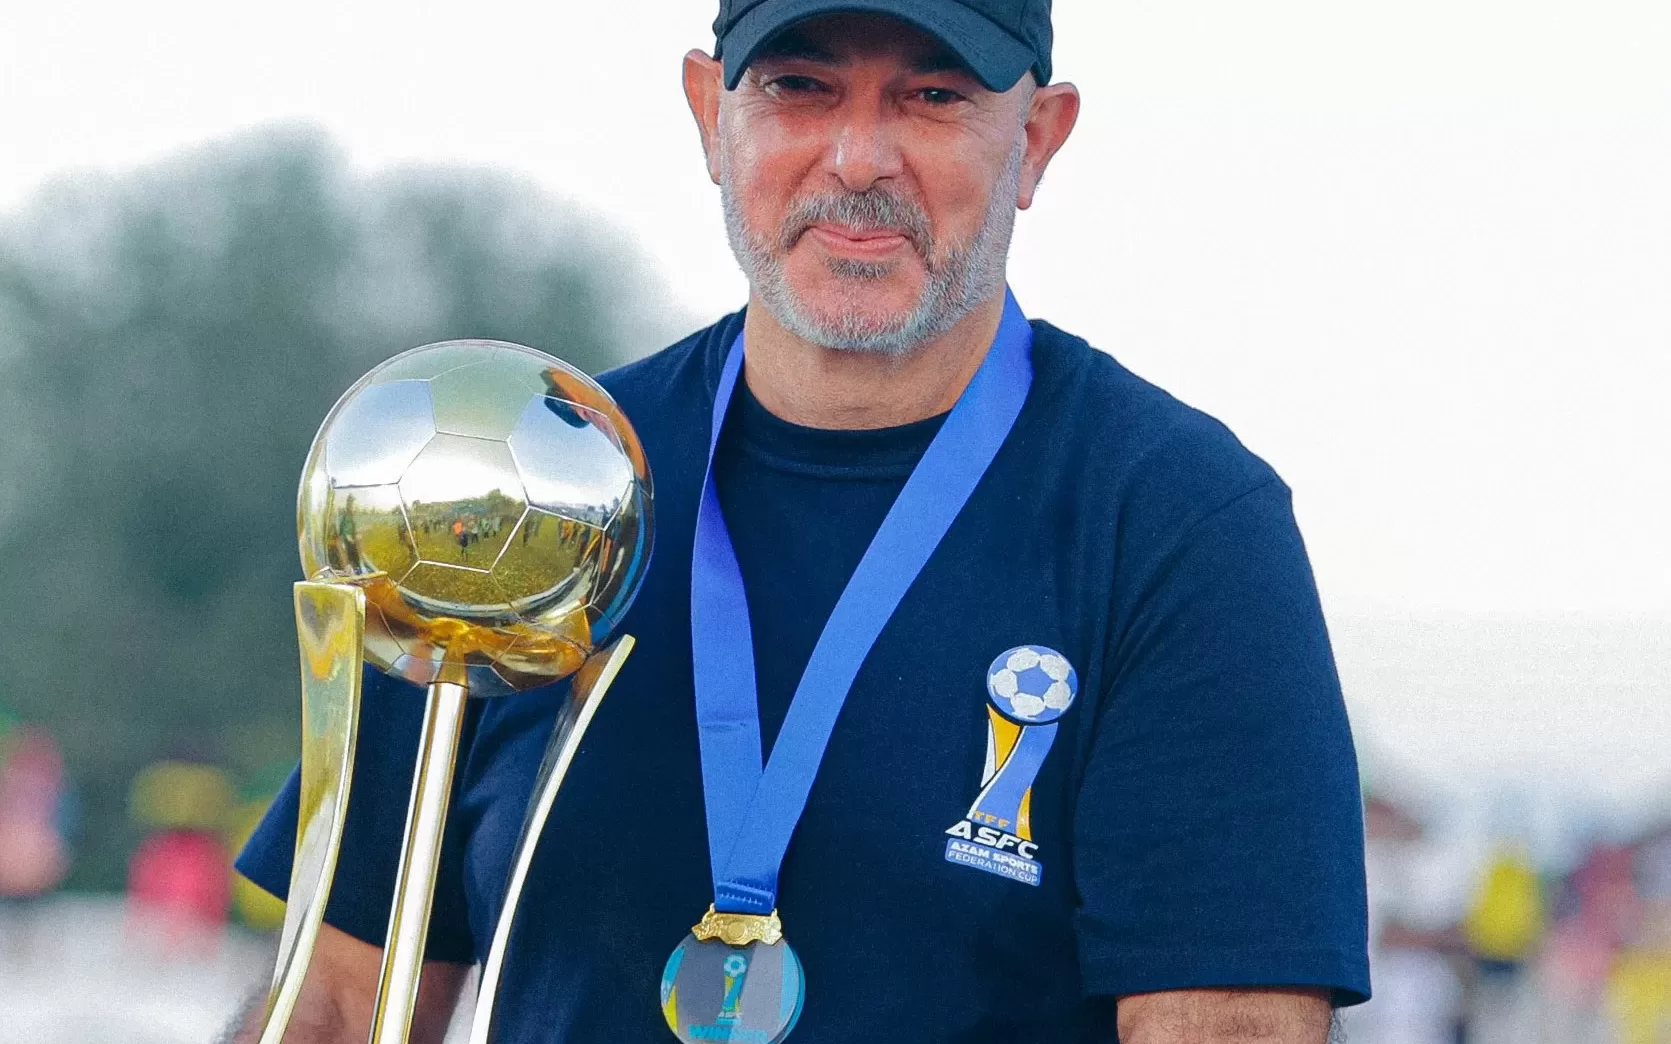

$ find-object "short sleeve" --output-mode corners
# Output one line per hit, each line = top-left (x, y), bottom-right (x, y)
(235, 668), (479, 964)
(1074, 478), (1371, 1006)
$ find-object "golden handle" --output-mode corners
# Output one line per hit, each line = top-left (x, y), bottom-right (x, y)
(258, 582), (366, 1044)
(467, 635), (635, 1044)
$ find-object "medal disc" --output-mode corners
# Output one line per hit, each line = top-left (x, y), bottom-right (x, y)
(660, 933), (805, 1044)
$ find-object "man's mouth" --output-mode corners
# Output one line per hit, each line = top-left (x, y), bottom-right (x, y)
(803, 223), (914, 259)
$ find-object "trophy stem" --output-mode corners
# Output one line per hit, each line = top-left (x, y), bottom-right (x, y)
(368, 678), (470, 1044)
(466, 636), (636, 1044)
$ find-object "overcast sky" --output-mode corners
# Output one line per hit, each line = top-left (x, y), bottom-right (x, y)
(2, 1), (1667, 807)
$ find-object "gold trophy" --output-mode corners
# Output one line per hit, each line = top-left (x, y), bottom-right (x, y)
(255, 340), (653, 1044)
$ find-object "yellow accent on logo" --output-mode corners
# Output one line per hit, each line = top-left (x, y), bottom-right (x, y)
(985, 705), (1035, 841)
(987, 706), (1023, 772)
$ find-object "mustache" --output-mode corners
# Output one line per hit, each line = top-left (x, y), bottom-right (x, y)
(778, 188), (933, 257)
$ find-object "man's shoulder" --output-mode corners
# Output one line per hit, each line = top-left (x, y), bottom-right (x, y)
(596, 310), (743, 413)
(1028, 319), (1283, 523)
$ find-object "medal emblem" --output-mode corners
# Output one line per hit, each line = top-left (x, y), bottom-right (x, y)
(661, 919), (805, 1044)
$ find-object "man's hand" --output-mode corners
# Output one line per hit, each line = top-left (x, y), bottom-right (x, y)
(225, 923), (469, 1044)
(1117, 988), (1333, 1044)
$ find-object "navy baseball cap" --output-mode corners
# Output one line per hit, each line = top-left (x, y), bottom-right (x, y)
(714, 0), (1053, 92)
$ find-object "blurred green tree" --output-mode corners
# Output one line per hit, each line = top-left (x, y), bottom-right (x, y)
(0, 126), (685, 890)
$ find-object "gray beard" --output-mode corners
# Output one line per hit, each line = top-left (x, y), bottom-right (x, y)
(721, 142), (1023, 357)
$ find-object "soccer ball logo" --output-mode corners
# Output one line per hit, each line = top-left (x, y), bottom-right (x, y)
(298, 340), (653, 697)
(986, 646), (1078, 724)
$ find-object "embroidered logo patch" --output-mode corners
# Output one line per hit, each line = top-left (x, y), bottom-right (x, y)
(944, 646), (1079, 887)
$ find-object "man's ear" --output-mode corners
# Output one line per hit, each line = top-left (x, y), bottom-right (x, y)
(684, 50), (726, 185)
(1018, 82), (1080, 211)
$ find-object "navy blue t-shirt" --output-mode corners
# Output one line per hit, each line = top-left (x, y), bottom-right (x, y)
(239, 312), (1370, 1041)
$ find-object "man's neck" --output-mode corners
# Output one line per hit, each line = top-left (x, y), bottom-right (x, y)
(740, 291), (1007, 431)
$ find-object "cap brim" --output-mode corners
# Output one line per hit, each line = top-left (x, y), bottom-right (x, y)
(721, 0), (1037, 93)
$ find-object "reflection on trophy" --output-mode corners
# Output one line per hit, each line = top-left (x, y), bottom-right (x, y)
(256, 340), (653, 1044)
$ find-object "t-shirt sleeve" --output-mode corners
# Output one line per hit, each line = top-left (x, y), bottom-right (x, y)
(234, 668), (478, 964)
(1074, 477), (1371, 1006)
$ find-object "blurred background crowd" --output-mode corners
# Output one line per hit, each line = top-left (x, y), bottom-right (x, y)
(2, 1), (1668, 1041)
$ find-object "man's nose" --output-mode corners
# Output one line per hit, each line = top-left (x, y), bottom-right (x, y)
(827, 98), (905, 193)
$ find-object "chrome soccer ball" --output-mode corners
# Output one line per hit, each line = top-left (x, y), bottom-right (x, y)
(986, 645), (1079, 724)
(298, 340), (652, 697)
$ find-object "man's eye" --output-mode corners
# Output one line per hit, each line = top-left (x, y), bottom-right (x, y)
(768, 75), (828, 96)
(917, 88), (967, 106)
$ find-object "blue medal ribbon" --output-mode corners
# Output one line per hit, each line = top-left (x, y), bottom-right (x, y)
(689, 290), (1034, 917)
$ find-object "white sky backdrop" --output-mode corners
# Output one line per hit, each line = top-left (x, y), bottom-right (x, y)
(2, 0), (1668, 814)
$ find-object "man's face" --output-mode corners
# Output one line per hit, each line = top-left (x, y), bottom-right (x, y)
(708, 15), (1037, 354)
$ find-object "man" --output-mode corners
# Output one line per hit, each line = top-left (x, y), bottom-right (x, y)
(234, 2), (1370, 1041)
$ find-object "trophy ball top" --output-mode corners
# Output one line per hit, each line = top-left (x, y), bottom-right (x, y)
(298, 340), (653, 696)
